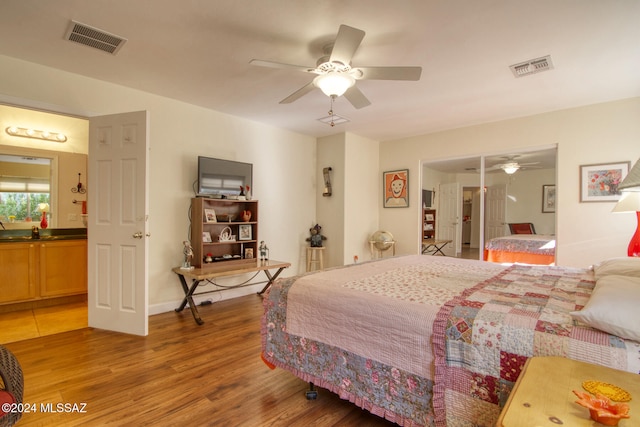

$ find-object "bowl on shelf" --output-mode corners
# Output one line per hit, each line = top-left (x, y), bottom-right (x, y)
(216, 214), (236, 222)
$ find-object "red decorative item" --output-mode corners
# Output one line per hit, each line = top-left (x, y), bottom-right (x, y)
(629, 211), (640, 257)
(40, 212), (48, 229)
(573, 390), (630, 426)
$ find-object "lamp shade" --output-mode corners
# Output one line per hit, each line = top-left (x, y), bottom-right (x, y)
(314, 72), (355, 97)
(618, 158), (640, 191)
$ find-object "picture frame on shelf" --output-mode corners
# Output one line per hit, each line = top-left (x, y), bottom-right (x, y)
(579, 161), (630, 202)
(425, 213), (434, 221)
(542, 184), (556, 213)
(204, 208), (217, 223)
(383, 169), (409, 208)
(239, 224), (252, 240)
(202, 231), (212, 243)
(244, 248), (254, 259)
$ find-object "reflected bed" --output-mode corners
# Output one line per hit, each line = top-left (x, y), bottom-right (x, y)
(484, 234), (556, 265)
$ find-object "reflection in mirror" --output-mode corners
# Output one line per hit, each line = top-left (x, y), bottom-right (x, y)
(422, 146), (556, 263)
(0, 154), (52, 229)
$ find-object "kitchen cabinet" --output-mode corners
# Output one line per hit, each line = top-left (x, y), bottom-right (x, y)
(0, 239), (87, 304)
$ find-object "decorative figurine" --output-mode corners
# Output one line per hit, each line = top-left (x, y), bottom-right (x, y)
(181, 240), (194, 269)
(306, 224), (327, 247)
(259, 241), (269, 261)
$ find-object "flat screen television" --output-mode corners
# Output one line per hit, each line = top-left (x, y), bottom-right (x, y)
(197, 156), (252, 198)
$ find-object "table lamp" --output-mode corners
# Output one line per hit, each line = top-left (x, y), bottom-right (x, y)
(613, 158), (640, 256)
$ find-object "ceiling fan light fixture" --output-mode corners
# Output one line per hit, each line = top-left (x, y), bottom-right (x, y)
(501, 163), (520, 174)
(314, 72), (355, 97)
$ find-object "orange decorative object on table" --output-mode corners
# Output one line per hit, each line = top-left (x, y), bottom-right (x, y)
(573, 390), (631, 426)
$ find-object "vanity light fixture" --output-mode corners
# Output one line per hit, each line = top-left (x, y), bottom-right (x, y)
(5, 126), (67, 143)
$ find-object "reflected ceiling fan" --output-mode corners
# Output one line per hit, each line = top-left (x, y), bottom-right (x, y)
(488, 156), (541, 174)
(465, 156), (542, 174)
(250, 24), (422, 110)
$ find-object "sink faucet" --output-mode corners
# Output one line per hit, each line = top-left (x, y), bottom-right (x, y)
(31, 226), (40, 239)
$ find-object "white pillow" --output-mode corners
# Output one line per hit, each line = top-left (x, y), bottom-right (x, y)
(592, 257), (640, 279)
(571, 275), (640, 342)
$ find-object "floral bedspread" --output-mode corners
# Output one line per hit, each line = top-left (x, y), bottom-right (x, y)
(261, 258), (640, 427)
(432, 263), (640, 427)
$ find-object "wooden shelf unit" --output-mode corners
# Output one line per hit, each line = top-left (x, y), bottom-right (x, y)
(191, 197), (258, 270)
(423, 208), (436, 239)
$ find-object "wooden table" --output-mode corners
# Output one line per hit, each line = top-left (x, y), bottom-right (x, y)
(172, 260), (290, 324)
(422, 238), (451, 255)
(497, 356), (640, 426)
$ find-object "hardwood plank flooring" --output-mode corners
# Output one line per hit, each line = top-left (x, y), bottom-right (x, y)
(5, 295), (397, 426)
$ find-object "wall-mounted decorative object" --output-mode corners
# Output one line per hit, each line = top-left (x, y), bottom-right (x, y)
(323, 167), (332, 197)
(580, 161), (630, 202)
(239, 224), (252, 241)
(383, 169), (409, 208)
(542, 185), (556, 213)
(71, 173), (86, 194)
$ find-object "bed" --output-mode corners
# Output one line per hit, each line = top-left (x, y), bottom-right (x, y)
(484, 234), (556, 265)
(261, 255), (640, 426)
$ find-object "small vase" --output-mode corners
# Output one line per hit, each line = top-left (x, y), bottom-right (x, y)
(40, 213), (48, 229)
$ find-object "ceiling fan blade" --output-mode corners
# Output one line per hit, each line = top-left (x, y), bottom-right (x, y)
(329, 25), (365, 65)
(344, 85), (371, 109)
(279, 82), (316, 104)
(250, 59), (316, 73)
(356, 66), (422, 81)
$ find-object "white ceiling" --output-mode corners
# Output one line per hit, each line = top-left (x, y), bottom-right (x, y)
(0, 0), (638, 142)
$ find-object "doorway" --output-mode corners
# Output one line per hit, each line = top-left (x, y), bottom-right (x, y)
(0, 104), (89, 341)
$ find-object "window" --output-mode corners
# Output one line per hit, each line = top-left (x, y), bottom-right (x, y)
(0, 155), (51, 223)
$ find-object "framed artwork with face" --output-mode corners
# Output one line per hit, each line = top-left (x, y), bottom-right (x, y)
(383, 169), (409, 208)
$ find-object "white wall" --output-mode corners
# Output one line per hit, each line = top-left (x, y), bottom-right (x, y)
(381, 97), (640, 268)
(0, 54), (316, 312)
(344, 132), (379, 264)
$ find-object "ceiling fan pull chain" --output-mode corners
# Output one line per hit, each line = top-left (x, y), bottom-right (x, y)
(328, 95), (336, 127)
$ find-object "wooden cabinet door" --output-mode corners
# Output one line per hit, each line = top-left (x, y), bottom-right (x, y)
(0, 242), (37, 303)
(39, 240), (88, 297)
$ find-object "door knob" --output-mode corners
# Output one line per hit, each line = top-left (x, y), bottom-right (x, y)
(133, 232), (143, 239)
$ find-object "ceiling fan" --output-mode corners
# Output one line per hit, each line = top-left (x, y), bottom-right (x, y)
(250, 24), (422, 109)
(488, 156), (541, 174)
(464, 156), (542, 174)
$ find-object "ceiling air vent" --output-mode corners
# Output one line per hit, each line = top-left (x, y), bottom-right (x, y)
(65, 20), (127, 55)
(510, 55), (553, 78)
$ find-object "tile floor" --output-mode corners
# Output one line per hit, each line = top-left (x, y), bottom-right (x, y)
(0, 302), (87, 344)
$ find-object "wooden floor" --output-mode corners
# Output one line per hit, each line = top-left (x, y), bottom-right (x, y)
(4, 294), (397, 426)
(0, 302), (87, 344)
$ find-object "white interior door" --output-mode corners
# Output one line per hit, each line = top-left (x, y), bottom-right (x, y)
(485, 184), (507, 241)
(88, 111), (149, 336)
(437, 182), (461, 256)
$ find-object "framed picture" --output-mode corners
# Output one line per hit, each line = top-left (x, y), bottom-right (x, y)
(202, 231), (212, 243)
(580, 161), (630, 202)
(244, 248), (254, 259)
(425, 213), (434, 221)
(383, 169), (409, 208)
(238, 224), (252, 240)
(204, 208), (217, 223)
(542, 185), (556, 213)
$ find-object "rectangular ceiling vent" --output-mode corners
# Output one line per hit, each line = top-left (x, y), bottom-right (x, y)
(510, 55), (553, 78)
(65, 20), (127, 55)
